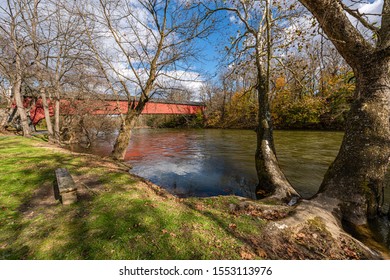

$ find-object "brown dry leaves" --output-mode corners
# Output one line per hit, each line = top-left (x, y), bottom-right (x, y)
(229, 202), (293, 220)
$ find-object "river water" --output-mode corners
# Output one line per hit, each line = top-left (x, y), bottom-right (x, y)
(126, 129), (344, 199)
(74, 128), (389, 201)
(71, 128), (390, 249)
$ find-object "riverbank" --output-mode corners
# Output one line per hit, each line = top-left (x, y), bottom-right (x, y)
(0, 134), (385, 259)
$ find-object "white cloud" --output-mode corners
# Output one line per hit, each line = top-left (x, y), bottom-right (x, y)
(358, 0), (383, 26)
(344, 0), (384, 32)
(159, 70), (204, 93)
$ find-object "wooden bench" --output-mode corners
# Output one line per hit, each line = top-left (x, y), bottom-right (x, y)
(54, 168), (78, 205)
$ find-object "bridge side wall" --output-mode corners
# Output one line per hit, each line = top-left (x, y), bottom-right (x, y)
(28, 98), (205, 125)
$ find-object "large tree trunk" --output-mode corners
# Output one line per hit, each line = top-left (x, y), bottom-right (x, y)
(297, 0), (390, 226)
(316, 56), (390, 225)
(13, 72), (31, 137)
(111, 110), (138, 160)
(255, 75), (300, 202)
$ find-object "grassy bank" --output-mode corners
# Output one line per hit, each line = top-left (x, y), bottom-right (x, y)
(0, 135), (270, 260)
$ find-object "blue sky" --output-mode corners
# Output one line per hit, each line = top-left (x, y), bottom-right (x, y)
(191, 0), (385, 84)
(185, 9), (235, 82)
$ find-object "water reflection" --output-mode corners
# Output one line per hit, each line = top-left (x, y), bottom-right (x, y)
(70, 128), (390, 203)
(73, 129), (351, 198)
(123, 129), (257, 198)
(126, 129), (347, 199)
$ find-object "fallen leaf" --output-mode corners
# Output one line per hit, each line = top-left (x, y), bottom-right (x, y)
(195, 204), (204, 211)
(240, 250), (254, 260)
(144, 202), (156, 208)
(229, 223), (237, 230)
(256, 248), (267, 258)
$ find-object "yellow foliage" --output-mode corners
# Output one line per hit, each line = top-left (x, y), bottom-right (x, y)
(275, 76), (286, 89)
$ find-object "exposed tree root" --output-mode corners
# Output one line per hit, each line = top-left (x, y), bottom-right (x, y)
(258, 198), (388, 259)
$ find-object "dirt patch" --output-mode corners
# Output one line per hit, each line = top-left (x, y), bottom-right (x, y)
(18, 182), (60, 219)
(18, 168), (112, 219)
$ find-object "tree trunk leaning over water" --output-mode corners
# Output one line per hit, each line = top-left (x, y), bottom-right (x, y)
(299, 0), (390, 225)
(111, 112), (137, 160)
(210, 0), (301, 202)
(254, 0), (300, 203)
(111, 98), (146, 160)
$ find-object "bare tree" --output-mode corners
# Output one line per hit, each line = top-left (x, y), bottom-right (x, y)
(206, 0), (302, 201)
(0, 0), (36, 136)
(299, 0), (390, 225)
(0, 0), (95, 140)
(23, 0), (56, 139)
(83, 0), (210, 160)
(44, 1), (95, 142)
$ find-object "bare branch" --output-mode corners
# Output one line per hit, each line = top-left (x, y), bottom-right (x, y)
(299, 0), (374, 68)
(337, 0), (380, 33)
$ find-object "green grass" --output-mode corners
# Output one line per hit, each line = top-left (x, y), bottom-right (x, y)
(0, 135), (268, 260)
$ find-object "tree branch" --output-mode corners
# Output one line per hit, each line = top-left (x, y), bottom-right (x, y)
(337, 0), (380, 33)
(299, 0), (374, 68)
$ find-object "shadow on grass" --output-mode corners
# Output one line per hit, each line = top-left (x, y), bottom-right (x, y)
(2, 177), (206, 259)
(20, 196), (206, 259)
(182, 199), (265, 258)
(0, 141), (90, 259)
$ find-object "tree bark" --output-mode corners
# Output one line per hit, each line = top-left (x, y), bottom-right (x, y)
(54, 98), (60, 142)
(111, 108), (139, 160)
(40, 88), (54, 139)
(13, 71), (31, 137)
(255, 73), (300, 202)
(316, 56), (390, 225)
(298, 0), (390, 224)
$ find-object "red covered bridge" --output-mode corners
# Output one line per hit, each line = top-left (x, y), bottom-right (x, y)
(25, 95), (205, 125)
